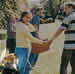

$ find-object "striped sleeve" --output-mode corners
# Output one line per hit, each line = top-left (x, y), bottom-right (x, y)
(61, 16), (71, 30)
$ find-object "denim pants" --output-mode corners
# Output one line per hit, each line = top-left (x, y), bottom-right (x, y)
(24, 51), (39, 74)
(15, 48), (29, 74)
(30, 32), (39, 66)
(60, 49), (75, 74)
(24, 32), (39, 74)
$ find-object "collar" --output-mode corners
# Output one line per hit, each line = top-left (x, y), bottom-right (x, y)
(72, 10), (75, 13)
(66, 11), (75, 17)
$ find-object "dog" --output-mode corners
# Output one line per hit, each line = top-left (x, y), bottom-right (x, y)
(1, 53), (19, 74)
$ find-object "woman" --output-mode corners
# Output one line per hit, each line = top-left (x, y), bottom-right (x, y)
(15, 11), (48, 74)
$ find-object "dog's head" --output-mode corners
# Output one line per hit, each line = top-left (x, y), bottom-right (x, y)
(3, 54), (17, 64)
(3, 53), (18, 70)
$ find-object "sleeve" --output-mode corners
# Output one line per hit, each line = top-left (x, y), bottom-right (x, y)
(7, 24), (10, 32)
(12, 24), (16, 32)
(9, 24), (16, 32)
(21, 25), (43, 44)
(31, 16), (38, 25)
(60, 16), (71, 30)
(28, 24), (35, 32)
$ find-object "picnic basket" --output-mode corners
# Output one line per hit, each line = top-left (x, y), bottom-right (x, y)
(32, 43), (49, 54)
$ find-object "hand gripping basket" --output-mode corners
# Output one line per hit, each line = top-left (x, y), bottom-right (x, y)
(32, 43), (49, 54)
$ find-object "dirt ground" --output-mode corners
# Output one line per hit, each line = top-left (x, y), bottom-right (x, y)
(0, 20), (71, 74)
(31, 20), (71, 74)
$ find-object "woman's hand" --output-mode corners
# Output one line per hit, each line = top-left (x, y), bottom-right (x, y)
(43, 41), (50, 49)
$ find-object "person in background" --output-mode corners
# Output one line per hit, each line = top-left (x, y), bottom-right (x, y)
(28, 8), (43, 69)
(49, 2), (75, 74)
(15, 11), (49, 74)
(6, 15), (16, 53)
(31, 8), (42, 39)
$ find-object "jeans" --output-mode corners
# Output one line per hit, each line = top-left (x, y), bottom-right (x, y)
(24, 32), (39, 74)
(30, 32), (39, 66)
(60, 49), (75, 74)
(24, 51), (39, 74)
(15, 48), (29, 74)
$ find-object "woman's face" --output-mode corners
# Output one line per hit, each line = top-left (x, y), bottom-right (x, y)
(23, 13), (31, 24)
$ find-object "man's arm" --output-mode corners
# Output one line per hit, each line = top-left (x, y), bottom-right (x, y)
(48, 15), (71, 45)
(49, 27), (64, 45)
(32, 24), (40, 39)
(31, 16), (40, 39)
(35, 31), (40, 39)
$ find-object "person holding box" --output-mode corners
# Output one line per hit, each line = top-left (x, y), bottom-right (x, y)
(49, 2), (75, 74)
